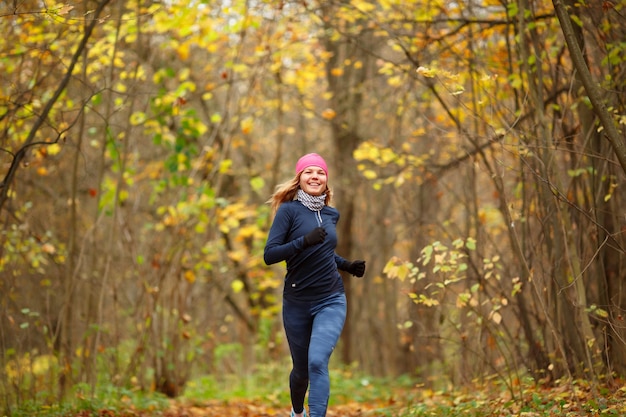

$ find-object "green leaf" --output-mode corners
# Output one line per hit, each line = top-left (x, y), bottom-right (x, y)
(506, 2), (518, 17)
(250, 176), (265, 192)
(570, 14), (583, 28)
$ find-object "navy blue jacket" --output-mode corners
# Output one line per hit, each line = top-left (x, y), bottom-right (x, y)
(264, 201), (350, 302)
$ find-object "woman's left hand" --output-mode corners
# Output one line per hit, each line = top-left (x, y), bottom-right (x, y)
(346, 260), (366, 277)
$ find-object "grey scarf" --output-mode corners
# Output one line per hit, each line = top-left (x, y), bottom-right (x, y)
(297, 189), (326, 211)
(297, 189), (326, 225)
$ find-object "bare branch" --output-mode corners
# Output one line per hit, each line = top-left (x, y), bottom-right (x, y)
(0, 0), (113, 211)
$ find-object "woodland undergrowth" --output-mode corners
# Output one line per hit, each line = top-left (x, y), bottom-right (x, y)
(6, 364), (626, 417)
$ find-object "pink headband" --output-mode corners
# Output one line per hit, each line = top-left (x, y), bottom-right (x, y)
(295, 153), (328, 177)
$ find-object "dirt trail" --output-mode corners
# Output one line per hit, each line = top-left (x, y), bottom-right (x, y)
(162, 400), (382, 416)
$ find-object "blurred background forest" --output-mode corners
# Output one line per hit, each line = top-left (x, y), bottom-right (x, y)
(1, 0), (626, 413)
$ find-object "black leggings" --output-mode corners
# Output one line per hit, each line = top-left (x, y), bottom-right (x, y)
(283, 292), (347, 417)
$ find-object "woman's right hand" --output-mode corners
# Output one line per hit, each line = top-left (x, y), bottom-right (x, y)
(303, 227), (327, 247)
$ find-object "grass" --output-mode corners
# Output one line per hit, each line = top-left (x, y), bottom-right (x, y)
(181, 360), (418, 406)
(3, 383), (171, 417)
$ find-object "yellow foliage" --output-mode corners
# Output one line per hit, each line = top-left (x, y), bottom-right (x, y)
(5, 354), (58, 381)
(416, 66), (436, 78)
(178, 68), (191, 82)
(219, 215), (240, 234)
(218, 159), (232, 174)
(387, 75), (403, 87)
(231, 279), (244, 293)
(241, 117), (254, 134)
(184, 269), (196, 284)
(321, 108), (337, 120)
(383, 256), (416, 282)
(362, 169), (377, 180)
(228, 250), (245, 263)
(53, 4), (74, 16)
(130, 112), (146, 126)
(239, 224), (259, 239)
(351, 0), (377, 12)
(177, 42), (190, 61)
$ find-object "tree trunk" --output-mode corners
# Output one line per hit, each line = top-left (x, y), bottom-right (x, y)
(320, 1), (372, 364)
(518, 0), (602, 380)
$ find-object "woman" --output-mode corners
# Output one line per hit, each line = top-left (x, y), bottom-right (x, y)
(264, 153), (366, 417)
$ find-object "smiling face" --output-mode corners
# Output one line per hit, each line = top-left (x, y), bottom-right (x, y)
(299, 166), (328, 196)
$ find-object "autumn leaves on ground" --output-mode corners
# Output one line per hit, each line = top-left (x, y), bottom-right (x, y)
(162, 400), (380, 417)
(61, 378), (626, 417)
(68, 402), (376, 417)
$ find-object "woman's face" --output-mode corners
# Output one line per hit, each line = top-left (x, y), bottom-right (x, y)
(299, 166), (327, 196)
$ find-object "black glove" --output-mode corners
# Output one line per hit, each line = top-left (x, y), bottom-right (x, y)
(346, 260), (366, 277)
(303, 227), (327, 247)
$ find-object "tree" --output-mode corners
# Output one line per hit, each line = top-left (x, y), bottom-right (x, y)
(552, 0), (626, 377)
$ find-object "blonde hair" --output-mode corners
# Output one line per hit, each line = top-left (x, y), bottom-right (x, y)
(268, 173), (333, 215)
